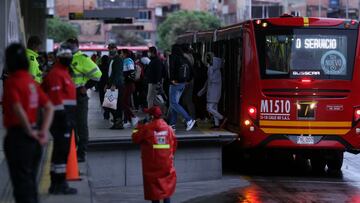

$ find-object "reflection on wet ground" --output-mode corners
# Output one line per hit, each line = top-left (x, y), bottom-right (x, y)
(187, 153), (360, 203)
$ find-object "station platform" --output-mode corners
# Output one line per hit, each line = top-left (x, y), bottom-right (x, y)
(1, 90), (240, 203)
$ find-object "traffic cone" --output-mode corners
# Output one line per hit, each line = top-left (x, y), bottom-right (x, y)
(66, 130), (81, 181)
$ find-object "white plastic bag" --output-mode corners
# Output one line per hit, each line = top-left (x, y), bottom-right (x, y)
(102, 89), (118, 110)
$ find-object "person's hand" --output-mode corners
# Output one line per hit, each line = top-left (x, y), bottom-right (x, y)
(79, 86), (87, 95)
(27, 129), (38, 140)
(171, 80), (178, 85)
(37, 131), (49, 146)
(110, 85), (116, 91)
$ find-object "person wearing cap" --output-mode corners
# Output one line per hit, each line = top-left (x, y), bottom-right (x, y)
(3, 43), (54, 203)
(106, 43), (125, 129)
(132, 106), (177, 203)
(41, 43), (78, 194)
(66, 38), (102, 162)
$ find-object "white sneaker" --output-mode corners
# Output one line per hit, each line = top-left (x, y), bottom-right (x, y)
(123, 122), (131, 128)
(131, 117), (139, 127)
(186, 119), (196, 131)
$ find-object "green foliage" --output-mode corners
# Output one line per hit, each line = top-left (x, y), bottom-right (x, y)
(47, 17), (78, 43)
(157, 10), (221, 50)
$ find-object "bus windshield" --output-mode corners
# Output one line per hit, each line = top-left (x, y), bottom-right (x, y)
(255, 28), (357, 80)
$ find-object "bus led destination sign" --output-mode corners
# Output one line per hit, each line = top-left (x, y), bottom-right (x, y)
(295, 38), (337, 49)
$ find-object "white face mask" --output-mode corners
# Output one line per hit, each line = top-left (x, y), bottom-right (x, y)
(47, 61), (54, 66)
(147, 52), (151, 58)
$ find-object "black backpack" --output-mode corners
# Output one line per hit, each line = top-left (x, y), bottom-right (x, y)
(176, 57), (191, 83)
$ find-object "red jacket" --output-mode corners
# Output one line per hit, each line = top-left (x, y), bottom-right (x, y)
(41, 63), (76, 129)
(132, 119), (177, 200)
(3, 70), (49, 128)
(41, 63), (76, 110)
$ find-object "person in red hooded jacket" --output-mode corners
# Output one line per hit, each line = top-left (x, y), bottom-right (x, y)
(132, 106), (177, 203)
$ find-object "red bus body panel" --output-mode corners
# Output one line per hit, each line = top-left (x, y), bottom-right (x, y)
(239, 18), (360, 153)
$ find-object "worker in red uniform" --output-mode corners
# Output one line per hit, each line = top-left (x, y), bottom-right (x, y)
(3, 43), (54, 203)
(132, 106), (177, 203)
(41, 43), (77, 195)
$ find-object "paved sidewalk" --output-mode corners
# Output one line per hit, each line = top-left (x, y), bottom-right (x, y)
(38, 90), (240, 203)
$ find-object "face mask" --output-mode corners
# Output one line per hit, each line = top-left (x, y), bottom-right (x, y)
(59, 57), (73, 67)
(147, 52), (152, 58)
(109, 50), (117, 56)
(47, 61), (54, 66)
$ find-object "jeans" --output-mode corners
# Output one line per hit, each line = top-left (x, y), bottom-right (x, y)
(207, 102), (223, 126)
(169, 83), (192, 125)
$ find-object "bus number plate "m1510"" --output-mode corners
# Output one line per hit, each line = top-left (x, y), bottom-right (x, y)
(297, 136), (314, 144)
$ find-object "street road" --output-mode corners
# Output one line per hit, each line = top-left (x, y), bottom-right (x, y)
(188, 153), (360, 203)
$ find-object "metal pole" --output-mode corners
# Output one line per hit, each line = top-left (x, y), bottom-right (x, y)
(318, 0), (321, 17)
(346, 0), (349, 19)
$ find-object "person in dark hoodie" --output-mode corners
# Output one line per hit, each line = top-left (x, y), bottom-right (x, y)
(167, 44), (196, 132)
(146, 47), (167, 111)
(106, 43), (124, 129)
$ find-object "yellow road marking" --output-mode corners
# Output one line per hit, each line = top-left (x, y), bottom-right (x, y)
(260, 128), (350, 135)
(259, 120), (351, 127)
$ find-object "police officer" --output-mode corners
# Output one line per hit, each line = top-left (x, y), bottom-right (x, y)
(26, 36), (43, 83)
(66, 38), (102, 162)
(3, 43), (54, 203)
(132, 106), (177, 203)
(42, 43), (78, 194)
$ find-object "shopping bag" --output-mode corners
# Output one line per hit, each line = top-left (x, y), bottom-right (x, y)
(102, 89), (118, 110)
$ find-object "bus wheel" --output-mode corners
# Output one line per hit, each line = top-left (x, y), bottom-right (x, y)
(310, 155), (326, 174)
(327, 151), (344, 172)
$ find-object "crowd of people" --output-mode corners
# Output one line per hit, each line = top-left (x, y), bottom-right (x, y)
(94, 43), (227, 132)
(1, 35), (227, 203)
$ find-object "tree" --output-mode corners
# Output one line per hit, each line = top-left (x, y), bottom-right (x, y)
(47, 17), (78, 43)
(157, 11), (221, 50)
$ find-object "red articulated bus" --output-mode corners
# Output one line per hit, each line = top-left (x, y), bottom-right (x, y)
(176, 15), (360, 171)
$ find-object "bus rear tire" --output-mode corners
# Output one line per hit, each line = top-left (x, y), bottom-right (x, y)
(310, 155), (326, 174)
(326, 151), (344, 172)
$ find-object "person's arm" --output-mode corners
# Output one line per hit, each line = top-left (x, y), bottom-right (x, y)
(12, 103), (37, 139)
(197, 79), (208, 97)
(38, 101), (54, 145)
(37, 87), (54, 145)
(132, 124), (146, 144)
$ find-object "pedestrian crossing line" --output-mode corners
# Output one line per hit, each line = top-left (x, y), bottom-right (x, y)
(38, 141), (53, 195)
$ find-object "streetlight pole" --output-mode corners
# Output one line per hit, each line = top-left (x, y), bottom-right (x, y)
(346, 0), (349, 19)
(318, 0), (321, 17)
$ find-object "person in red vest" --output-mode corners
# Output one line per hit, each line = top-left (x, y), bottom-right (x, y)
(132, 106), (177, 203)
(3, 43), (54, 203)
(41, 43), (78, 194)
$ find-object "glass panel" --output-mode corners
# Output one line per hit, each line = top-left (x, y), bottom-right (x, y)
(256, 28), (357, 80)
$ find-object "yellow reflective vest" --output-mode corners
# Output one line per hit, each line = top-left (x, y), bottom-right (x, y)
(26, 48), (42, 83)
(70, 51), (102, 87)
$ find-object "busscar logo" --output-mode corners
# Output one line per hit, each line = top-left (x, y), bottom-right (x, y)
(292, 71), (321, 76)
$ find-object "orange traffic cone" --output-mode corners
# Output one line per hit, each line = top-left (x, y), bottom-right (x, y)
(66, 130), (81, 181)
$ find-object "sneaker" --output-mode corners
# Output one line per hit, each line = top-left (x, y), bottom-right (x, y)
(110, 123), (124, 130)
(186, 119), (196, 131)
(123, 122), (131, 128)
(131, 117), (139, 127)
(54, 182), (78, 195)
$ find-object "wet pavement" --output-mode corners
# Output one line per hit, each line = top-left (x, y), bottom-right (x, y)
(187, 153), (360, 203)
